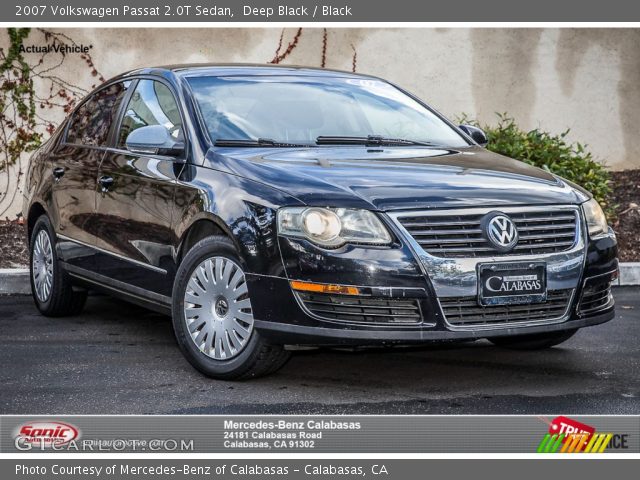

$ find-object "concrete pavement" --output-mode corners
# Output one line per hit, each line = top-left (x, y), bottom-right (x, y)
(0, 288), (638, 414)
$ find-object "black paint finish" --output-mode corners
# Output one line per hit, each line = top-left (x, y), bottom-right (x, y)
(22, 64), (617, 343)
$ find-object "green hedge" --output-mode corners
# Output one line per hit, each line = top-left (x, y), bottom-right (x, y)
(459, 114), (613, 217)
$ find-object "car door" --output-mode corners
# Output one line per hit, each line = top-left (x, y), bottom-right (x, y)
(93, 78), (185, 298)
(50, 82), (131, 272)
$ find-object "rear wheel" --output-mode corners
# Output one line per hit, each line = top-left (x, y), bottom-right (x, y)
(488, 329), (578, 350)
(171, 235), (290, 379)
(29, 215), (87, 317)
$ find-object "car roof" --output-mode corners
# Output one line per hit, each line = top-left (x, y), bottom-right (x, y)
(109, 63), (379, 83)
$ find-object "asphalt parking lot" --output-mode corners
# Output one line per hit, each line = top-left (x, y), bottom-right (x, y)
(0, 288), (638, 415)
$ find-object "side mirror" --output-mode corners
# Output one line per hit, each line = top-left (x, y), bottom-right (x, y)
(459, 124), (488, 147)
(125, 125), (185, 158)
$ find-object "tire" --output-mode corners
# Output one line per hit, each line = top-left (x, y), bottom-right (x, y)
(488, 328), (578, 350)
(171, 235), (291, 380)
(29, 215), (87, 317)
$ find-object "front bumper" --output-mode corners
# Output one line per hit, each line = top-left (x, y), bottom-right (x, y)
(254, 309), (614, 345)
(248, 273), (615, 345)
(248, 207), (617, 346)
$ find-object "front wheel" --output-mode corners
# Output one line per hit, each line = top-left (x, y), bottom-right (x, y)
(488, 328), (578, 350)
(171, 235), (290, 380)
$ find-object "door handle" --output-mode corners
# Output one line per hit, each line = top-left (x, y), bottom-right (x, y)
(98, 175), (114, 193)
(52, 167), (65, 181)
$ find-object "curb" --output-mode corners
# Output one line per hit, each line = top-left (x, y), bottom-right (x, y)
(1, 264), (639, 295)
(0, 268), (30, 295)
(615, 262), (640, 287)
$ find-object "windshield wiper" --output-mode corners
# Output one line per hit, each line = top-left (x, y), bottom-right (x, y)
(316, 135), (437, 147)
(214, 138), (313, 148)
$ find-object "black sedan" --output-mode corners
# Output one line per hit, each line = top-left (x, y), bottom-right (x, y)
(23, 64), (618, 379)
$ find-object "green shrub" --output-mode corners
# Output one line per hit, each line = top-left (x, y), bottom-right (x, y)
(458, 113), (613, 218)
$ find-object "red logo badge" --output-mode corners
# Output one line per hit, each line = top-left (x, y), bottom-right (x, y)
(549, 416), (595, 442)
(16, 421), (80, 447)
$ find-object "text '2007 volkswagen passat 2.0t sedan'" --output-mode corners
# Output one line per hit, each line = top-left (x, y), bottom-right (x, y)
(24, 65), (618, 379)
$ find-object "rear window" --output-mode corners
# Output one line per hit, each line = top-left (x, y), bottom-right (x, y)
(66, 81), (131, 147)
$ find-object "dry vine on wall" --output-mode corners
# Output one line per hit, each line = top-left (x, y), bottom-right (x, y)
(0, 27), (104, 219)
(269, 27), (358, 72)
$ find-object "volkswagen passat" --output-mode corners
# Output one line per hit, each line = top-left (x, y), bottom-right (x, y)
(23, 65), (618, 379)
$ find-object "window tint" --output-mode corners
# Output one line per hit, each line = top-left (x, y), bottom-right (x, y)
(118, 80), (183, 148)
(66, 81), (130, 147)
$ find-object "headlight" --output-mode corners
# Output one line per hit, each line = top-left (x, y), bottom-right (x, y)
(581, 198), (608, 238)
(278, 207), (392, 248)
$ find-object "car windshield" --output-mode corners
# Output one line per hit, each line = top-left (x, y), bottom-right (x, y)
(186, 75), (469, 147)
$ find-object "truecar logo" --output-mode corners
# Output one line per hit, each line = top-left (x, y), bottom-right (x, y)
(537, 416), (628, 453)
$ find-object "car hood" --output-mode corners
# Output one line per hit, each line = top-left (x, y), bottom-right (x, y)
(207, 146), (588, 211)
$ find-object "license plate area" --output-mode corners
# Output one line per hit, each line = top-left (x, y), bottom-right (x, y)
(478, 262), (547, 306)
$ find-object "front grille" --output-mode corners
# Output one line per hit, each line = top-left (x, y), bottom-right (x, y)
(579, 279), (613, 315)
(296, 292), (422, 325)
(396, 208), (578, 258)
(440, 289), (573, 327)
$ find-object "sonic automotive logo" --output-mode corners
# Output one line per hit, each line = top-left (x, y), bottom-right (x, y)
(537, 416), (628, 453)
(13, 422), (194, 451)
(14, 421), (80, 449)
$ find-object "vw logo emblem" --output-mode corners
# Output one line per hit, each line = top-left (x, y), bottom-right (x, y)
(483, 213), (518, 252)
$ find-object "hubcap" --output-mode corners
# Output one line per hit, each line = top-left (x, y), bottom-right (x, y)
(32, 230), (54, 302)
(183, 257), (254, 360)
(214, 298), (229, 317)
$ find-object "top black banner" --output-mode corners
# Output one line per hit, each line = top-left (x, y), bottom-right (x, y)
(5, 0), (640, 22)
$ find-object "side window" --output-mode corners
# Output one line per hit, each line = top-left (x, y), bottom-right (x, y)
(117, 80), (183, 148)
(66, 81), (130, 147)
